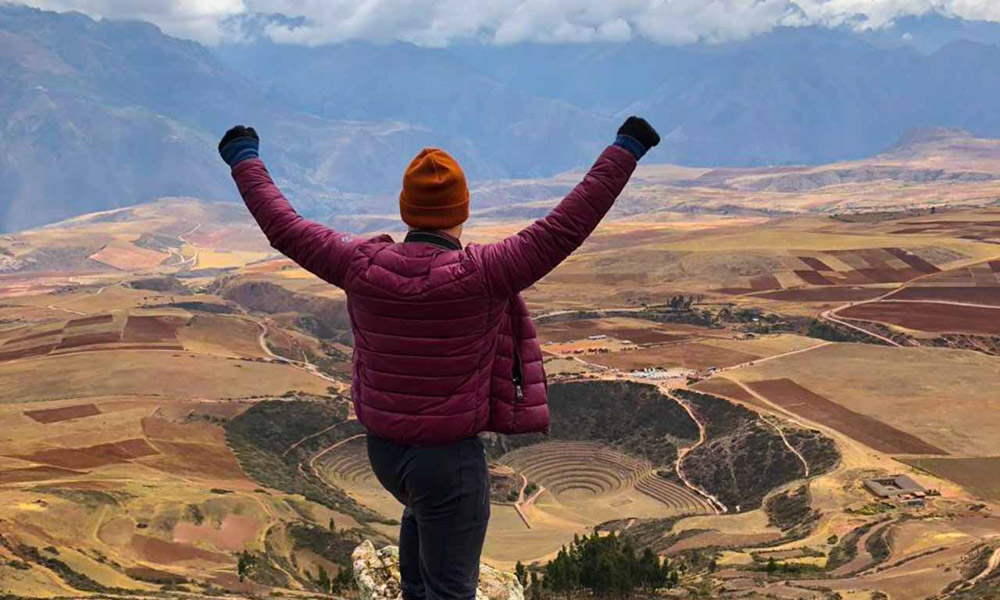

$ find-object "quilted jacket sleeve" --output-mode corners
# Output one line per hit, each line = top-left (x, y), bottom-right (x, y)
(232, 158), (358, 288)
(476, 145), (637, 297)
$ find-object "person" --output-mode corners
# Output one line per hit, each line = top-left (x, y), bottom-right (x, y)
(219, 117), (660, 600)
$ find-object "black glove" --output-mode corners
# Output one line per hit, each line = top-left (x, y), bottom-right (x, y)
(614, 116), (660, 160)
(218, 126), (260, 167)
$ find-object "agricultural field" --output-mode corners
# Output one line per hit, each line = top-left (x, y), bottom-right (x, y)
(724, 344), (1000, 457)
(3, 133), (1000, 597)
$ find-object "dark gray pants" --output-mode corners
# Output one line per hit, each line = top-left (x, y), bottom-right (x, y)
(366, 434), (491, 600)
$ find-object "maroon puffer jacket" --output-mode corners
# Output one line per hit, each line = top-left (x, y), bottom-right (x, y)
(232, 145), (636, 444)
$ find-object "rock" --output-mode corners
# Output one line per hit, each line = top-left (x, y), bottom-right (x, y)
(352, 540), (524, 600)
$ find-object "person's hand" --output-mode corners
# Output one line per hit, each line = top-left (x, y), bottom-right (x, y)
(614, 116), (660, 160)
(218, 126), (260, 167)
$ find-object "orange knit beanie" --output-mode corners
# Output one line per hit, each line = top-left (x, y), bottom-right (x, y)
(400, 148), (469, 230)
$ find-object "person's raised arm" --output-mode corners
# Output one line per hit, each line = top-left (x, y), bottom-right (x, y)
(219, 126), (357, 288)
(476, 117), (660, 297)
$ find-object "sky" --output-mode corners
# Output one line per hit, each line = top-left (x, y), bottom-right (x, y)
(19, 0), (1000, 46)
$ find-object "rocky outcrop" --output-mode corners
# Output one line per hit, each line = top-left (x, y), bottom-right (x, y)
(352, 540), (523, 600)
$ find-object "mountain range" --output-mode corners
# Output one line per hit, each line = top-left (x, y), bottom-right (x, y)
(3, 3), (1000, 232)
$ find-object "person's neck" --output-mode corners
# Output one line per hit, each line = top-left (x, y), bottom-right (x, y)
(408, 224), (463, 241)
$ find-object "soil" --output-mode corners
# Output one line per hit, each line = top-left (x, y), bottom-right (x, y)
(797, 256), (835, 271)
(11, 438), (160, 469)
(902, 456), (1000, 502)
(130, 534), (229, 565)
(0, 343), (56, 362)
(588, 342), (759, 371)
(3, 328), (64, 345)
(0, 466), (87, 484)
(64, 314), (113, 329)
(840, 301), (1000, 335)
(23, 403), (101, 423)
(795, 270), (835, 286)
(55, 331), (122, 350)
(692, 378), (764, 408)
(886, 286), (1000, 305)
(121, 316), (185, 343)
(747, 378), (947, 455)
(757, 287), (885, 302)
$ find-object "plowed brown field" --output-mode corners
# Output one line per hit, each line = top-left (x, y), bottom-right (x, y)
(11, 438), (160, 469)
(902, 456), (1000, 502)
(757, 287), (885, 302)
(588, 343), (759, 371)
(23, 403), (100, 423)
(886, 286), (1000, 305)
(692, 378), (766, 409)
(122, 316), (184, 343)
(839, 301), (1000, 334)
(746, 378), (947, 455)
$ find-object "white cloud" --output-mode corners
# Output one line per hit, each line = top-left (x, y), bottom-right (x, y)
(17, 0), (1000, 46)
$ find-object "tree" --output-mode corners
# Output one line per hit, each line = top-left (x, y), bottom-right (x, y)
(317, 565), (332, 593)
(333, 563), (354, 593)
(236, 550), (258, 597)
(329, 517), (336, 532)
(765, 557), (778, 574)
(515, 561), (527, 587)
(529, 571), (541, 600)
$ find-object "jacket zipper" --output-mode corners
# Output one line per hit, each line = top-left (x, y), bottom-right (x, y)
(513, 345), (524, 402)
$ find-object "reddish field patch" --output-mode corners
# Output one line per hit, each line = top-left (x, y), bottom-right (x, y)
(55, 331), (122, 350)
(64, 314), (113, 329)
(588, 343), (759, 371)
(749, 275), (781, 291)
(125, 566), (187, 584)
(0, 343), (55, 362)
(798, 256), (834, 272)
(24, 403), (101, 423)
(839, 301), (1000, 335)
(746, 378), (947, 455)
(857, 268), (911, 284)
(795, 270), (834, 286)
(173, 514), (261, 552)
(692, 378), (766, 409)
(901, 456), (1000, 502)
(887, 287), (1000, 306)
(122, 316), (184, 343)
(144, 440), (247, 480)
(3, 328), (63, 346)
(758, 287), (885, 302)
(131, 534), (229, 565)
(883, 248), (941, 274)
(11, 438), (160, 469)
(89, 244), (167, 271)
(0, 466), (87, 484)
(538, 319), (686, 345)
(991, 261), (1000, 274)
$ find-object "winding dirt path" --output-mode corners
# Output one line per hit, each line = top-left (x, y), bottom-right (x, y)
(720, 340), (834, 373)
(820, 308), (902, 347)
(665, 391), (727, 514)
(760, 417), (810, 478)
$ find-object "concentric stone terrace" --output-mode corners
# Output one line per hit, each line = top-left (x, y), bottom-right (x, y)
(322, 437), (379, 488)
(499, 441), (710, 513)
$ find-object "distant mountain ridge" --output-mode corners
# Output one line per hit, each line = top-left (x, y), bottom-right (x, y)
(4, 3), (1000, 232)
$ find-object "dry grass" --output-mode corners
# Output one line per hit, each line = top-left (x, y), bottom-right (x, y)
(0, 352), (328, 403)
(726, 344), (1000, 456)
(588, 342), (759, 371)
